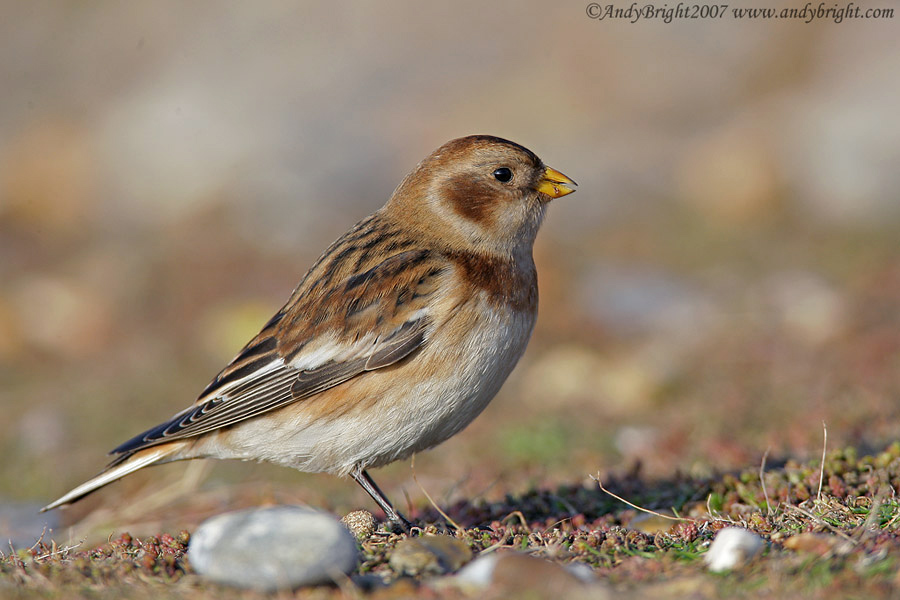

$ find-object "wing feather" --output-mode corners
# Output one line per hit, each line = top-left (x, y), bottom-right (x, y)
(111, 244), (443, 457)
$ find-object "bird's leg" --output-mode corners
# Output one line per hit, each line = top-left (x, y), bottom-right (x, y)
(351, 468), (413, 531)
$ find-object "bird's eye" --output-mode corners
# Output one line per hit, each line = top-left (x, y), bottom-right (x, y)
(493, 167), (513, 183)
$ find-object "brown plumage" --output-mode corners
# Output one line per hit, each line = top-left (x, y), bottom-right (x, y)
(43, 135), (576, 527)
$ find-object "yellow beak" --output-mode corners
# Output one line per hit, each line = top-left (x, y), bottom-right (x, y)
(536, 166), (577, 199)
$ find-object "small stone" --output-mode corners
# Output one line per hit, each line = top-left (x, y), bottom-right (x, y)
(389, 534), (472, 576)
(188, 505), (357, 591)
(453, 552), (598, 594)
(627, 512), (678, 535)
(704, 527), (764, 572)
(491, 553), (590, 589)
(453, 553), (500, 588)
(783, 533), (840, 556)
(341, 510), (376, 540)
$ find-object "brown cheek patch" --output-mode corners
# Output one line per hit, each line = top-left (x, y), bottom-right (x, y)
(445, 175), (497, 225)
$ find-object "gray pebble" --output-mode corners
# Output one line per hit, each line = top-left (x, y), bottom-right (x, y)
(188, 505), (357, 591)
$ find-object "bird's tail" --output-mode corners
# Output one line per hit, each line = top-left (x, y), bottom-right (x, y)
(41, 443), (181, 512)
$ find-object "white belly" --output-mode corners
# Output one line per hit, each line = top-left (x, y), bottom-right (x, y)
(206, 302), (535, 476)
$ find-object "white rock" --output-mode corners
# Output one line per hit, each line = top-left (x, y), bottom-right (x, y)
(705, 527), (764, 572)
(454, 553), (499, 588)
(188, 505), (357, 591)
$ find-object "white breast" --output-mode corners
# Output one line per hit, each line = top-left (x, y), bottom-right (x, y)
(394, 302), (536, 457)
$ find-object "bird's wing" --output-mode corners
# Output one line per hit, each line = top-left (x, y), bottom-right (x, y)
(111, 247), (444, 455)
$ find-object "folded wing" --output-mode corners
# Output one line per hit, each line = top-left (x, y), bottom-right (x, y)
(111, 248), (442, 456)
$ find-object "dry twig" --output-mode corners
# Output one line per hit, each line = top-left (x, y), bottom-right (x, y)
(590, 472), (695, 522)
(411, 455), (462, 532)
(817, 421), (828, 504)
(760, 447), (773, 515)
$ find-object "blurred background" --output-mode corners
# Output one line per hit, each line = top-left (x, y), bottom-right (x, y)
(1, 1), (898, 544)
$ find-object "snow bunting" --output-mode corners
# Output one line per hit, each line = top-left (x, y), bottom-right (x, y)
(43, 135), (576, 527)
